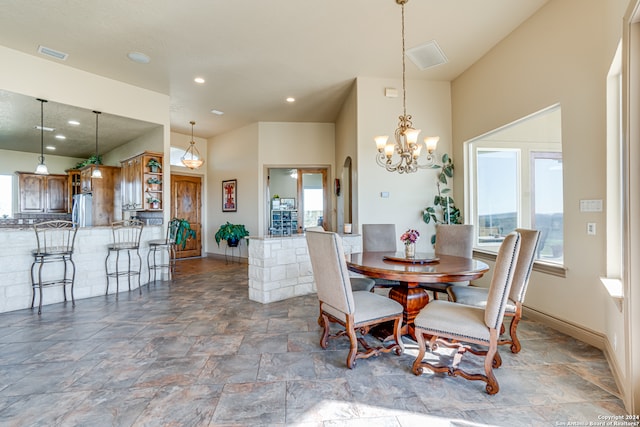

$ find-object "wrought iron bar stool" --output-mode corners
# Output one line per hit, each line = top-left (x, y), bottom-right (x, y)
(30, 220), (78, 315)
(147, 219), (178, 283)
(105, 219), (144, 296)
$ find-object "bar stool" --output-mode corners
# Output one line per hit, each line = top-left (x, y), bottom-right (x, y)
(105, 219), (144, 296)
(31, 220), (78, 315)
(147, 219), (178, 283)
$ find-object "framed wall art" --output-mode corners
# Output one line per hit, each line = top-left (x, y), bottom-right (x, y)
(222, 179), (237, 212)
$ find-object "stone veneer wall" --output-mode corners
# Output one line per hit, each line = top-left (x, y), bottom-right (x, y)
(247, 233), (362, 304)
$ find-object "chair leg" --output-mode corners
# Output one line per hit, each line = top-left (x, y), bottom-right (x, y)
(345, 317), (358, 369)
(391, 317), (404, 355)
(508, 315), (521, 353)
(483, 342), (500, 395)
(412, 330), (428, 375)
(319, 312), (330, 349)
(30, 260), (37, 309)
(70, 256), (76, 307)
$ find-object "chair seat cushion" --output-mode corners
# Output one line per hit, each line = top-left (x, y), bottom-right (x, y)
(148, 239), (172, 246)
(323, 291), (403, 325)
(449, 285), (517, 313)
(414, 300), (491, 343)
(349, 277), (375, 292)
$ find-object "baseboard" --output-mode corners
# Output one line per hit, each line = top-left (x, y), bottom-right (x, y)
(523, 306), (605, 349)
(602, 335), (626, 401)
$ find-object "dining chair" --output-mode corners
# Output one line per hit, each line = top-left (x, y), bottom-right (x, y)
(306, 226), (375, 292)
(306, 230), (404, 368)
(421, 224), (474, 299)
(30, 220), (78, 315)
(362, 223), (399, 288)
(447, 228), (540, 353)
(105, 219), (144, 296)
(412, 231), (521, 394)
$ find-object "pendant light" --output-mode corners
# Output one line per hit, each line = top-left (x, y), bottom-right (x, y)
(34, 98), (49, 175)
(181, 121), (204, 169)
(91, 111), (103, 179)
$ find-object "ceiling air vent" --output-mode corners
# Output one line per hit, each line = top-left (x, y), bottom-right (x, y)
(406, 40), (447, 71)
(37, 45), (68, 61)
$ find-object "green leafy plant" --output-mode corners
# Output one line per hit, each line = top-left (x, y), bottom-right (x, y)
(147, 196), (160, 204)
(147, 158), (162, 171)
(423, 153), (462, 244)
(214, 222), (250, 247)
(147, 177), (162, 185)
(73, 154), (102, 169)
(170, 218), (196, 249)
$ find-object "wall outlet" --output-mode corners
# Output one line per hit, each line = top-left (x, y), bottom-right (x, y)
(587, 222), (596, 235)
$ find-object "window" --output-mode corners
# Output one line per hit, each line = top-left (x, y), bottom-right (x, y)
(0, 175), (12, 218)
(466, 105), (563, 265)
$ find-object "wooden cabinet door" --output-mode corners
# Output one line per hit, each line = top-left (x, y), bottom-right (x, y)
(131, 156), (143, 209)
(46, 175), (68, 213)
(18, 173), (45, 212)
(80, 168), (92, 193)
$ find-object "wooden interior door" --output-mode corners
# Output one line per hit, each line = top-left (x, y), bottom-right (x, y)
(171, 174), (202, 258)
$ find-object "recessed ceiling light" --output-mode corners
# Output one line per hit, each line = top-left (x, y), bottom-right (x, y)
(55, 135), (66, 140)
(127, 51), (150, 64)
(46, 146), (56, 151)
(68, 120), (80, 126)
(35, 125), (55, 132)
(194, 77), (205, 84)
(286, 97), (295, 103)
(210, 109), (224, 115)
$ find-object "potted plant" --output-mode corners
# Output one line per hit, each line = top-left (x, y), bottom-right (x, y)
(423, 153), (462, 244)
(214, 222), (250, 247)
(147, 158), (162, 173)
(169, 218), (196, 249)
(147, 196), (161, 209)
(147, 176), (162, 190)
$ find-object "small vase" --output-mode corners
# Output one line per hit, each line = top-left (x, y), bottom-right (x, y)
(405, 243), (416, 258)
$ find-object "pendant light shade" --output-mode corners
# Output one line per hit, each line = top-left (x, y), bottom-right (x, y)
(91, 111), (103, 179)
(181, 121), (204, 169)
(34, 98), (49, 175)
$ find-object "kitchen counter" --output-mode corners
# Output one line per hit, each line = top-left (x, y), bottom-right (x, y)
(0, 225), (163, 313)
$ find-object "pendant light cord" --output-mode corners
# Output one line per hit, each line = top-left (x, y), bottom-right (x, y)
(401, 1), (406, 119)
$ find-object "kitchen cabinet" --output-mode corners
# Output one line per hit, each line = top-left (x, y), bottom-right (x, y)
(17, 173), (68, 213)
(121, 151), (163, 211)
(67, 169), (81, 213)
(78, 165), (122, 226)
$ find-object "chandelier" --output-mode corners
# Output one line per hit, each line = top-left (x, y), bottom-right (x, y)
(34, 98), (49, 175)
(91, 111), (103, 179)
(181, 121), (204, 169)
(375, 0), (439, 174)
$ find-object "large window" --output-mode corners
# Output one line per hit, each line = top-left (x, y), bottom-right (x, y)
(467, 105), (563, 264)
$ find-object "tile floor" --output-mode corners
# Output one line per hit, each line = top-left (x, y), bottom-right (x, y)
(0, 257), (627, 426)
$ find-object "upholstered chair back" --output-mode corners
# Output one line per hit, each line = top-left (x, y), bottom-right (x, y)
(484, 232), (521, 330)
(362, 224), (397, 252)
(306, 230), (355, 315)
(305, 226), (325, 232)
(434, 224), (474, 258)
(509, 228), (540, 304)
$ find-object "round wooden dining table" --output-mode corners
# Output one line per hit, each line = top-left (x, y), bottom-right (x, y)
(346, 251), (490, 338)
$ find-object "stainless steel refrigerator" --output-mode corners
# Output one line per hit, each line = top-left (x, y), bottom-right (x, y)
(72, 193), (92, 227)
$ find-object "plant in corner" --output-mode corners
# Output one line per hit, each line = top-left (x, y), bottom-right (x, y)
(215, 222), (250, 248)
(169, 218), (196, 249)
(423, 153), (462, 244)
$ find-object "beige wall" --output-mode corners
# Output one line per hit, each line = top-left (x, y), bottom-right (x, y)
(0, 45), (172, 222)
(335, 82), (358, 232)
(354, 77), (452, 251)
(451, 0), (632, 406)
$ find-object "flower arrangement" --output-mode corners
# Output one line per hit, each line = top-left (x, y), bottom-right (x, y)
(400, 229), (420, 246)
